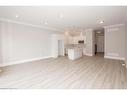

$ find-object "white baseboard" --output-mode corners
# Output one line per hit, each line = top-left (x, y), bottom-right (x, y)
(0, 56), (52, 67)
(104, 56), (125, 60)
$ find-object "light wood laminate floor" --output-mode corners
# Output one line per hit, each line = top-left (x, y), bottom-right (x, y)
(0, 54), (127, 89)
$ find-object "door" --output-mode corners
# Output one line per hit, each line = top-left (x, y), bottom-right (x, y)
(97, 35), (104, 52)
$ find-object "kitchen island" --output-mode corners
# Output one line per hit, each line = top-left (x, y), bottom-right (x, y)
(68, 47), (83, 60)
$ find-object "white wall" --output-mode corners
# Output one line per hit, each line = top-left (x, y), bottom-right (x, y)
(0, 21), (56, 66)
(0, 23), (2, 63)
(104, 24), (125, 60)
(125, 24), (127, 67)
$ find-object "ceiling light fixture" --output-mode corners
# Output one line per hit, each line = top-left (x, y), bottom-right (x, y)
(15, 14), (19, 18)
(99, 20), (104, 24)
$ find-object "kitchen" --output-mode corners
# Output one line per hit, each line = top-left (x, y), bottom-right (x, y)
(64, 29), (86, 60)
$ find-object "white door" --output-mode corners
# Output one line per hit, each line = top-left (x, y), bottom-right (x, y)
(97, 35), (104, 52)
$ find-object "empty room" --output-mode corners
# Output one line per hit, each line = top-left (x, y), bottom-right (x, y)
(0, 6), (127, 89)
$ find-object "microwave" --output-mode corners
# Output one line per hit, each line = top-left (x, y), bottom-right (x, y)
(78, 40), (84, 44)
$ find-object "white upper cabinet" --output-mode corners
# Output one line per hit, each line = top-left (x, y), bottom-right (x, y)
(68, 35), (86, 44)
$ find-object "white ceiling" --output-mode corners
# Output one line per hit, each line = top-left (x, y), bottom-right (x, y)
(0, 6), (127, 31)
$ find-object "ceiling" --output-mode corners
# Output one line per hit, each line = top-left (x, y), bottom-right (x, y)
(0, 6), (127, 32)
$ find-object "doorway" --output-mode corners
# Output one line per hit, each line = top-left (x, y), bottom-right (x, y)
(58, 40), (64, 57)
(95, 29), (104, 56)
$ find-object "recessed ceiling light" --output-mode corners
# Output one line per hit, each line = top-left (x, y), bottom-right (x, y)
(99, 21), (104, 24)
(15, 14), (19, 18)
